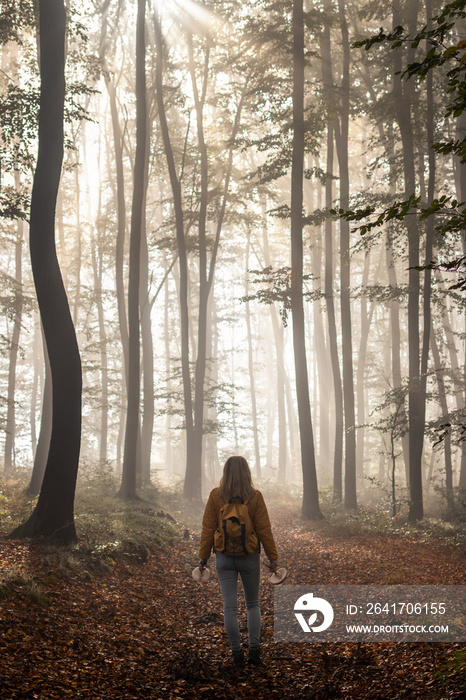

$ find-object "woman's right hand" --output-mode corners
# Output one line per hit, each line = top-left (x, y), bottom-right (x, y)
(265, 559), (278, 573)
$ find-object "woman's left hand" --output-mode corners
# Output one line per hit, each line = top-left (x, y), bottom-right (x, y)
(199, 558), (208, 572)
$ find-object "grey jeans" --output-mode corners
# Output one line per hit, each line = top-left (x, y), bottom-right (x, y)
(215, 550), (261, 653)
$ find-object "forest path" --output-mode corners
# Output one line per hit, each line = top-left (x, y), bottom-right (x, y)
(0, 503), (465, 699)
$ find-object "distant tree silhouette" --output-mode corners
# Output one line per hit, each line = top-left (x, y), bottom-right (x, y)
(118, 0), (146, 500)
(290, 0), (323, 520)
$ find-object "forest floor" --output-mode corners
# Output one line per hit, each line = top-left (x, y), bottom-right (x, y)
(1, 494), (465, 699)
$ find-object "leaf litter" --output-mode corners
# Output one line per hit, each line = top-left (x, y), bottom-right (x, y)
(0, 503), (465, 699)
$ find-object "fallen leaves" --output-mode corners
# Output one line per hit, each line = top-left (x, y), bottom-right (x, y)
(0, 503), (465, 698)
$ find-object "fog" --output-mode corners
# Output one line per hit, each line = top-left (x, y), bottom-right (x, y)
(1, 0), (465, 527)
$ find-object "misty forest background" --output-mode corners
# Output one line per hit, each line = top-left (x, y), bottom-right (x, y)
(1, 0), (466, 541)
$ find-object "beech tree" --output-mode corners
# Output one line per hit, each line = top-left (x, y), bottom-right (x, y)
(1, 0), (464, 521)
(11, 0), (82, 543)
(117, 0), (147, 500)
(291, 0), (322, 519)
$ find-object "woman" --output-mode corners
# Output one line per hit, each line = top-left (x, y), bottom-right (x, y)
(198, 456), (279, 667)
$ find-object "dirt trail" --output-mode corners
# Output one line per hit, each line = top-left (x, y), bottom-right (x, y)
(0, 504), (465, 699)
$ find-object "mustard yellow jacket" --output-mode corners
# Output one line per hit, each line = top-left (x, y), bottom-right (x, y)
(198, 487), (278, 561)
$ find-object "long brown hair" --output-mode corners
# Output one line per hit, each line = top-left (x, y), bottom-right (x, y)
(218, 456), (256, 502)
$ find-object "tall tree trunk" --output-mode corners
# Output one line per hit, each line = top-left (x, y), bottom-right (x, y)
(139, 106), (153, 486)
(12, 0), (82, 543)
(311, 199), (330, 475)
(266, 335), (275, 472)
(325, 126), (343, 501)
(118, 0), (146, 500)
(352, 28), (411, 486)
(336, 0), (357, 509)
(4, 174), (23, 474)
(321, 0), (344, 501)
(385, 237), (410, 485)
(99, 0), (129, 382)
(261, 197), (286, 480)
(417, 0), (436, 506)
(245, 231), (261, 477)
(30, 315), (40, 460)
(393, 0), (423, 522)
(455, 107), (466, 491)
(140, 233), (154, 485)
(72, 156), (82, 326)
(304, 158), (329, 473)
(430, 322), (454, 510)
(284, 363), (298, 480)
(154, 13), (194, 493)
(206, 295), (221, 484)
(184, 38), (247, 499)
(356, 249), (383, 478)
(90, 213), (109, 465)
(291, 0), (322, 519)
(186, 34), (210, 502)
(356, 250), (371, 479)
(163, 251), (173, 476)
(436, 272), (464, 412)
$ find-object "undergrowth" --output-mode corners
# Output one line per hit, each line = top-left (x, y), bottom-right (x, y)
(300, 503), (466, 553)
(0, 467), (179, 594)
(2, 463), (465, 561)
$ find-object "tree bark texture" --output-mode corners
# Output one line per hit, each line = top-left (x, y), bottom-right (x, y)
(393, 0), (423, 522)
(291, 0), (322, 519)
(11, 0), (82, 543)
(119, 0), (147, 500)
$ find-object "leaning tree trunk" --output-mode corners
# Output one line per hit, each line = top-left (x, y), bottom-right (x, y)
(118, 0), (147, 500)
(11, 0), (82, 544)
(291, 0), (322, 519)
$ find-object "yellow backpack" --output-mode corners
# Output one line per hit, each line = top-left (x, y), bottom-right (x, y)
(214, 497), (259, 556)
